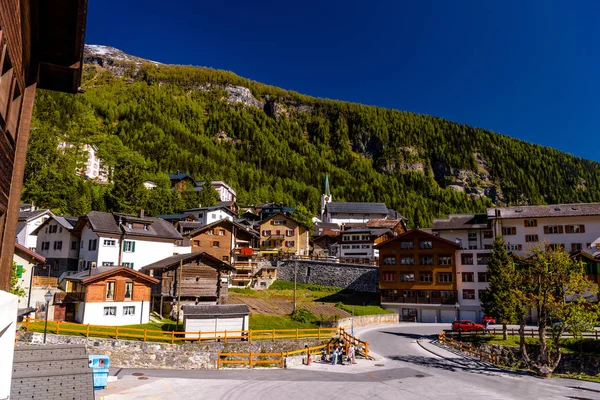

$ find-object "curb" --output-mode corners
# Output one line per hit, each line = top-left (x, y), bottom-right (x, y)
(417, 339), (508, 372)
(416, 339), (471, 368)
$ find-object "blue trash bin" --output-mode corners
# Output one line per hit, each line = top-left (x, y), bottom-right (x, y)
(88, 355), (110, 390)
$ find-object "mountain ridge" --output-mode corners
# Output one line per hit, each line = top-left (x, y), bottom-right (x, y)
(21, 44), (600, 226)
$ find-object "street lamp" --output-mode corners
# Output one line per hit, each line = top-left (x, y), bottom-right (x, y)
(43, 289), (52, 344)
(351, 305), (355, 336)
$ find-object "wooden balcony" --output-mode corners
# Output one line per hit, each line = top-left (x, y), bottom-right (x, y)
(33, 276), (59, 287)
(381, 295), (457, 305)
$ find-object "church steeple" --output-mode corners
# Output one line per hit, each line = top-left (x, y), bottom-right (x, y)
(324, 174), (331, 197)
(320, 174), (332, 221)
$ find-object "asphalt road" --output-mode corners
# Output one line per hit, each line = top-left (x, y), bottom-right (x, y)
(96, 323), (600, 400)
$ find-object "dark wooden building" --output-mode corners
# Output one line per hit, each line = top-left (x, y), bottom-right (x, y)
(141, 253), (234, 316)
(0, 0), (88, 291)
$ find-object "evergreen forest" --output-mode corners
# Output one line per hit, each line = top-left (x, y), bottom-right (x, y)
(22, 48), (600, 227)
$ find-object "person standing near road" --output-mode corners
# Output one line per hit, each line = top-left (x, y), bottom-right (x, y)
(484, 320), (490, 334)
(347, 344), (356, 364)
(331, 345), (339, 365)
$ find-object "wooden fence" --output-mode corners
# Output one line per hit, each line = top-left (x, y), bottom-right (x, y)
(438, 332), (498, 364)
(21, 318), (340, 344)
(32, 277), (58, 287)
(446, 327), (600, 340)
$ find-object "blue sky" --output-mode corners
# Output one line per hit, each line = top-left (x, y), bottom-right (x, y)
(86, 0), (600, 161)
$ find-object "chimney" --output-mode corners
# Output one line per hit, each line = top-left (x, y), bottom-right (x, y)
(139, 209), (145, 218)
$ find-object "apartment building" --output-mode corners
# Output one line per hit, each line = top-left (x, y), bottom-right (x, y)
(338, 228), (393, 260)
(432, 214), (494, 322)
(58, 142), (110, 183)
(259, 213), (310, 256)
(376, 229), (460, 322)
(488, 203), (600, 254)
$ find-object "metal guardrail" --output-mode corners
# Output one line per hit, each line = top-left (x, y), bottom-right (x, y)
(438, 332), (498, 364)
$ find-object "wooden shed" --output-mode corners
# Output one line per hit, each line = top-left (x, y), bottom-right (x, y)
(141, 253), (234, 317)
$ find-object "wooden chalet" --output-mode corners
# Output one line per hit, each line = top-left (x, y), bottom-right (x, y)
(0, 0), (88, 291)
(140, 253), (234, 316)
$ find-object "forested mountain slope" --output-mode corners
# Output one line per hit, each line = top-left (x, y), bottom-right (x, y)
(22, 45), (600, 227)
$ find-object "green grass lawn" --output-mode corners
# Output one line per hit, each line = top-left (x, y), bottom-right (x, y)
(249, 314), (319, 330)
(335, 303), (394, 316)
(231, 280), (388, 315)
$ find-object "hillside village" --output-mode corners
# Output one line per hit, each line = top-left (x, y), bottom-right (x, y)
(12, 172), (600, 329)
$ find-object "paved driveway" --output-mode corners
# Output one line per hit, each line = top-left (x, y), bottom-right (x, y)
(96, 323), (600, 400)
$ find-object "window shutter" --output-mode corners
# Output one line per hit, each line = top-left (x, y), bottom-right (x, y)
(132, 242), (136, 252)
(123, 241), (127, 251)
(270, 220), (274, 225)
(131, 263), (134, 269)
(523, 220), (528, 227)
(558, 226), (564, 234)
(543, 226), (549, 234)
(580, 225), (586, 233)
(16, 265), (23, 278)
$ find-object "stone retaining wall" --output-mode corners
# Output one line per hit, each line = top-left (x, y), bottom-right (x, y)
(336, 314), (398, 330)
(277, 260), (378, 293)
(478, 343), (600, 376)
(17, 331), (325, 370)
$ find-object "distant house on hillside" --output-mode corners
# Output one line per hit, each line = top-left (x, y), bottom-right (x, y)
(323, 202), (391, 225)
(182, 205), (237, 226)
(259, 213), (310, 257)
(168, 172), (196, 192)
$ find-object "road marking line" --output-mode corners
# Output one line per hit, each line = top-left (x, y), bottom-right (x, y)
(161, 379), (174, 392)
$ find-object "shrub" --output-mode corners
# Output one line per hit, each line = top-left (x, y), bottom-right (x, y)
(290, 308), (317, 324)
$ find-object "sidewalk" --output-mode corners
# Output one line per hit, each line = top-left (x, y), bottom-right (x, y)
(286, 357), (382, 373)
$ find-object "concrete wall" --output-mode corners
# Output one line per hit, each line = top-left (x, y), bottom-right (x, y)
(277, 260), (378, 293)
(17, 332), (324, 370)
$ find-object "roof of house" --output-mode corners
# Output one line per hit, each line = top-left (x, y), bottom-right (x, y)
(64, 266), (159, 285)
(186, 218), (259, 238)
(261, 212), (310, 229)
(432, 213), (490, 230)
(217, 200), (236, 208)
(386, 210), (408, 220)
(169, 172), (196, 182)
(14, 243), (46, 263)
(31, 215), (78, 236)
(342, 228), (392, 237)
(374, 228), (462, 249)
(182, 304), (250, 317)
(487, 203), (600, 220)
(76, 211), (182, 240)
(178, 221), (204, 229)
(183, 205), (237, 216)
(325, 202), (389, 215)
(140, 252), (234, 272)
(313, 222), (342, 231)
(18, 209), (53, 222)
(366, 219), (404, 229)
(157, 213), (197, 221)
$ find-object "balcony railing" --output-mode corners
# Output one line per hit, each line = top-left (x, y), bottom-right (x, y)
(269, 234), (285, 239)
(381, 296), (457, 305)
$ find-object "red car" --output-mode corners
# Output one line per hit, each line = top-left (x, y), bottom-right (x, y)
(452, 320), (485, 332)
(482, 315), (496, 324)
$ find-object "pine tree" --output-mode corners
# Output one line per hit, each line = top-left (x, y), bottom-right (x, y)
(481, 235), (516, 340)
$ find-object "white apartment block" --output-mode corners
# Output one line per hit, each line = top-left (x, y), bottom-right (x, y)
(488, 204), (600, 254)
(210, 181), (236, 203)
(432, 214), (493, 323)
(58, 142), (110, 183)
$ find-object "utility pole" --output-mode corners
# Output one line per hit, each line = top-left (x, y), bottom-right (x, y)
(293, 259), (298, 312)
(351, 305), (355, 336)
(176, 259), (182, 330)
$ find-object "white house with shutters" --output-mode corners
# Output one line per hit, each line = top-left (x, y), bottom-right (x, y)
(32, 216), (80, 277)
(73, 211), (183, 271)
(16, 208), (54, 251)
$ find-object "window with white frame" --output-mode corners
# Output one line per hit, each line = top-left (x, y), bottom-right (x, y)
(400, 256), (414, 265)
(121, 262), (134, 268)
(286, 229), (294, 236)
(123, 306), (135, 315)
(400, 241), (414, 249)
(103, 239), (116, 246)
(103, 306), (116, 316)
(106, 282), (115, 300)
(401, 273), (415, 282)
(383, 256), (396, 265)
(101, 262), (114, 266)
